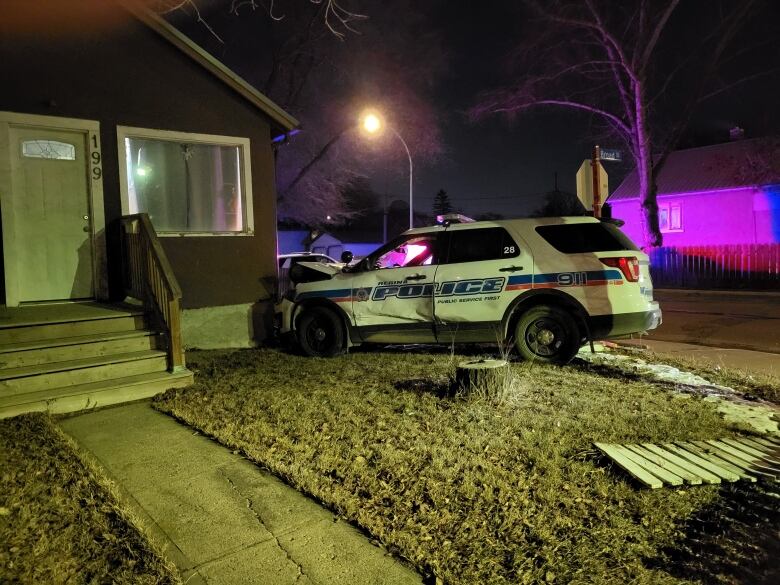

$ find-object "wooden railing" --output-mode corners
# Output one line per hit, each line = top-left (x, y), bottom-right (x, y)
(120, 214), (185, 371)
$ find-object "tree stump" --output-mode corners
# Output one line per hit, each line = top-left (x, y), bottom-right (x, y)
(454, 359), (510, 394)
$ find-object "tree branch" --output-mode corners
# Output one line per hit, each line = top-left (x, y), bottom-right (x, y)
(699, 66), (780, 102)
(280, 127), (351, 199)
(486, 98), (632, 138)
(638, 0), (680, 70)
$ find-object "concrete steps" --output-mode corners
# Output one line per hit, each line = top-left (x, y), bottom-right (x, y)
(0, 302), (193, 418)
(0, 370), (194, 419)
(0, 330), (163, 369)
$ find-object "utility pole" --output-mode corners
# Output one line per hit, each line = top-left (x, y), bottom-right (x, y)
(591, 145), (602, 218)
(382, 192), (389, 243)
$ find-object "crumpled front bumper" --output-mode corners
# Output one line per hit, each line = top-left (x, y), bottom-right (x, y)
(274, 298), (296, 337)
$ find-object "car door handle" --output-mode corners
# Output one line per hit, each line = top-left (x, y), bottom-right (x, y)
(404, 274), (426, 281)
(499, 266), (524, 272)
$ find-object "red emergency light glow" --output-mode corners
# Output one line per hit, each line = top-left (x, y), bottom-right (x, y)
(600, 257), (640, 282)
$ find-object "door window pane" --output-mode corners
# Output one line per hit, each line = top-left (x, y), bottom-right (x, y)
(22, 140), (76, 160)
(440, 227), (520, 264)
(124, 137), (245, 233)
(372, 235), (437, 269)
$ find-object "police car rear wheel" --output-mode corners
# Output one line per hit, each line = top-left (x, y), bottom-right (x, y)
(297, 307), (344, 357)
(514, 305), (579, 365)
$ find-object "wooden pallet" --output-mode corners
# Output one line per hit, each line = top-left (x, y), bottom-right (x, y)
(595, 435), (780, 489)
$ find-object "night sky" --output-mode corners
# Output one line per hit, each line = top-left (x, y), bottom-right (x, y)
(170, 0), (780, 220)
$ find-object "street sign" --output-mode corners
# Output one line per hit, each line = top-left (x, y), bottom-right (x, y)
(600, 148), (623, 162)
(576, 159), (608, 211)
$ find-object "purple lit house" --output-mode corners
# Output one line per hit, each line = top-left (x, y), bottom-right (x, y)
(609, 137), (780, 247)
(607, 137), (780, 289)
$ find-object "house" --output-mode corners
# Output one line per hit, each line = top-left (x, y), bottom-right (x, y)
(277, 229), (311, 255)
(609, 137), (780, 247)
(0, 0), (298, 416)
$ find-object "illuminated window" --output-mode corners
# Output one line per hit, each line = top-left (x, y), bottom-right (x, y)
(372, 234), (438, 269)
(118, 127), (253, 236)
(22, 140), (76, 160)
(659, 202), (683, 233)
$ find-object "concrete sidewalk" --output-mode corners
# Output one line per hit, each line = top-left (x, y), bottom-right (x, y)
(59, 402), (421, 585)
(617, 338), (780, 377)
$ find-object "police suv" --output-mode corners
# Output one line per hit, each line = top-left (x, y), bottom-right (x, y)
(275, 215), (661, 364)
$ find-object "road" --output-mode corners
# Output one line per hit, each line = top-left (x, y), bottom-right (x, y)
(645, 289), (780, 354)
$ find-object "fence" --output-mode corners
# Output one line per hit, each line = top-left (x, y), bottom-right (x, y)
(647, 244), (780, 290)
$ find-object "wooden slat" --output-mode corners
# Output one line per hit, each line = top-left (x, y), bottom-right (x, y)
(705, 440), (780, 474)
(665, 443), (742, 482)
(688, 441), (773, 480)
(739, 437), (780, 456)
(641, 443), (721, 485)
(625, 445), (703, 485)
(594, 443), (663, 489)
(721, 438), (780, 464)
(760, 434), (780, 447)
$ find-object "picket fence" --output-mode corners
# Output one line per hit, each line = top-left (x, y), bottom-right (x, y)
(647, 244), (780, 290)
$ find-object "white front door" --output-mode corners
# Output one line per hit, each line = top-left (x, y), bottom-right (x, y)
(7, 126), (94, 302)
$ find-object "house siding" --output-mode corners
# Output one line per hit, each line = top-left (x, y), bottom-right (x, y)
(609, 187), (778, 247)
(1, 5), (280, 340)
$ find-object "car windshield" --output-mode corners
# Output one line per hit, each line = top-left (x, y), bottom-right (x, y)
(353, 235), (436, 271)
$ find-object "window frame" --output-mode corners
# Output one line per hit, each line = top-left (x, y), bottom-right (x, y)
(658, 201), (683, 233)
(116, 125), (254, 237)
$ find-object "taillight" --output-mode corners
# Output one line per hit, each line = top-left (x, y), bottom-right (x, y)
(601, 256), (640, 282)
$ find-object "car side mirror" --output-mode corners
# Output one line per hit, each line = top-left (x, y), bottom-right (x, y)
(341, 251), (354, 264)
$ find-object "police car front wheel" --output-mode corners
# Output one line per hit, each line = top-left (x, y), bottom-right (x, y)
(297, 307), (345, 357)
(514, 305), (579, 365)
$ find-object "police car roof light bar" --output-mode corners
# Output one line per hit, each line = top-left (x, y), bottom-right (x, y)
(436, 213), (475, 225)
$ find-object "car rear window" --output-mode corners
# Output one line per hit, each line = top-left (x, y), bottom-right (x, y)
(535, 223), (639, 253)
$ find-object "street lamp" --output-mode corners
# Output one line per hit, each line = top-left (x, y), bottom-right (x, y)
(361, 110), (414, 229)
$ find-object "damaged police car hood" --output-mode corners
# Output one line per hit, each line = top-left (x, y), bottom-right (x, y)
(289, 261), (345, 284)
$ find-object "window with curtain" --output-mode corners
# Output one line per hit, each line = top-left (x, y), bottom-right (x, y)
(659, 201), (683, 233)
(122, 131), (252, 234)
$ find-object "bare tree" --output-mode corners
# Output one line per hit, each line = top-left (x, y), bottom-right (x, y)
(269, 0), (445, 226)
(471, 0), (778, 246)
(150, 0), (366, 44)
(161, 0), (445, 227)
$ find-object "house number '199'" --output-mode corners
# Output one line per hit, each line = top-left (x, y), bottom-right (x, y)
(91, 134), (102, 180)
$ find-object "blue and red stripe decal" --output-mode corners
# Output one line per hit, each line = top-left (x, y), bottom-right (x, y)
(296, 270), (624, 302)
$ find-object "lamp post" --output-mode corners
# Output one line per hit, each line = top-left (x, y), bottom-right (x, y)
(361, 112), (414, 229)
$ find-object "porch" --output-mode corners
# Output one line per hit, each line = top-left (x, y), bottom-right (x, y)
(0, 301), (192, 418)
(0, 215), (194, 418)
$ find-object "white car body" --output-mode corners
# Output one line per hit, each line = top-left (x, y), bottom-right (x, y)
(275, 216), (661, 362)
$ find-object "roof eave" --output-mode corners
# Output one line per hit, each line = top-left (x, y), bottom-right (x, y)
(120, 0), (299, 133)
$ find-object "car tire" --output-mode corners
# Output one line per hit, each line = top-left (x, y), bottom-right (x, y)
(297, 307), (345, 357)
(513, 305), (580, 365)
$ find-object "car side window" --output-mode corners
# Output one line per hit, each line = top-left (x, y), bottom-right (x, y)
(371, 234), (438, 269)
(440, 227), (520, 264)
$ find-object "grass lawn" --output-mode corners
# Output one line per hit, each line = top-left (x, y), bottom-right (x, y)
(0, 413), (179, 585)
(154, 348), (779, 584)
